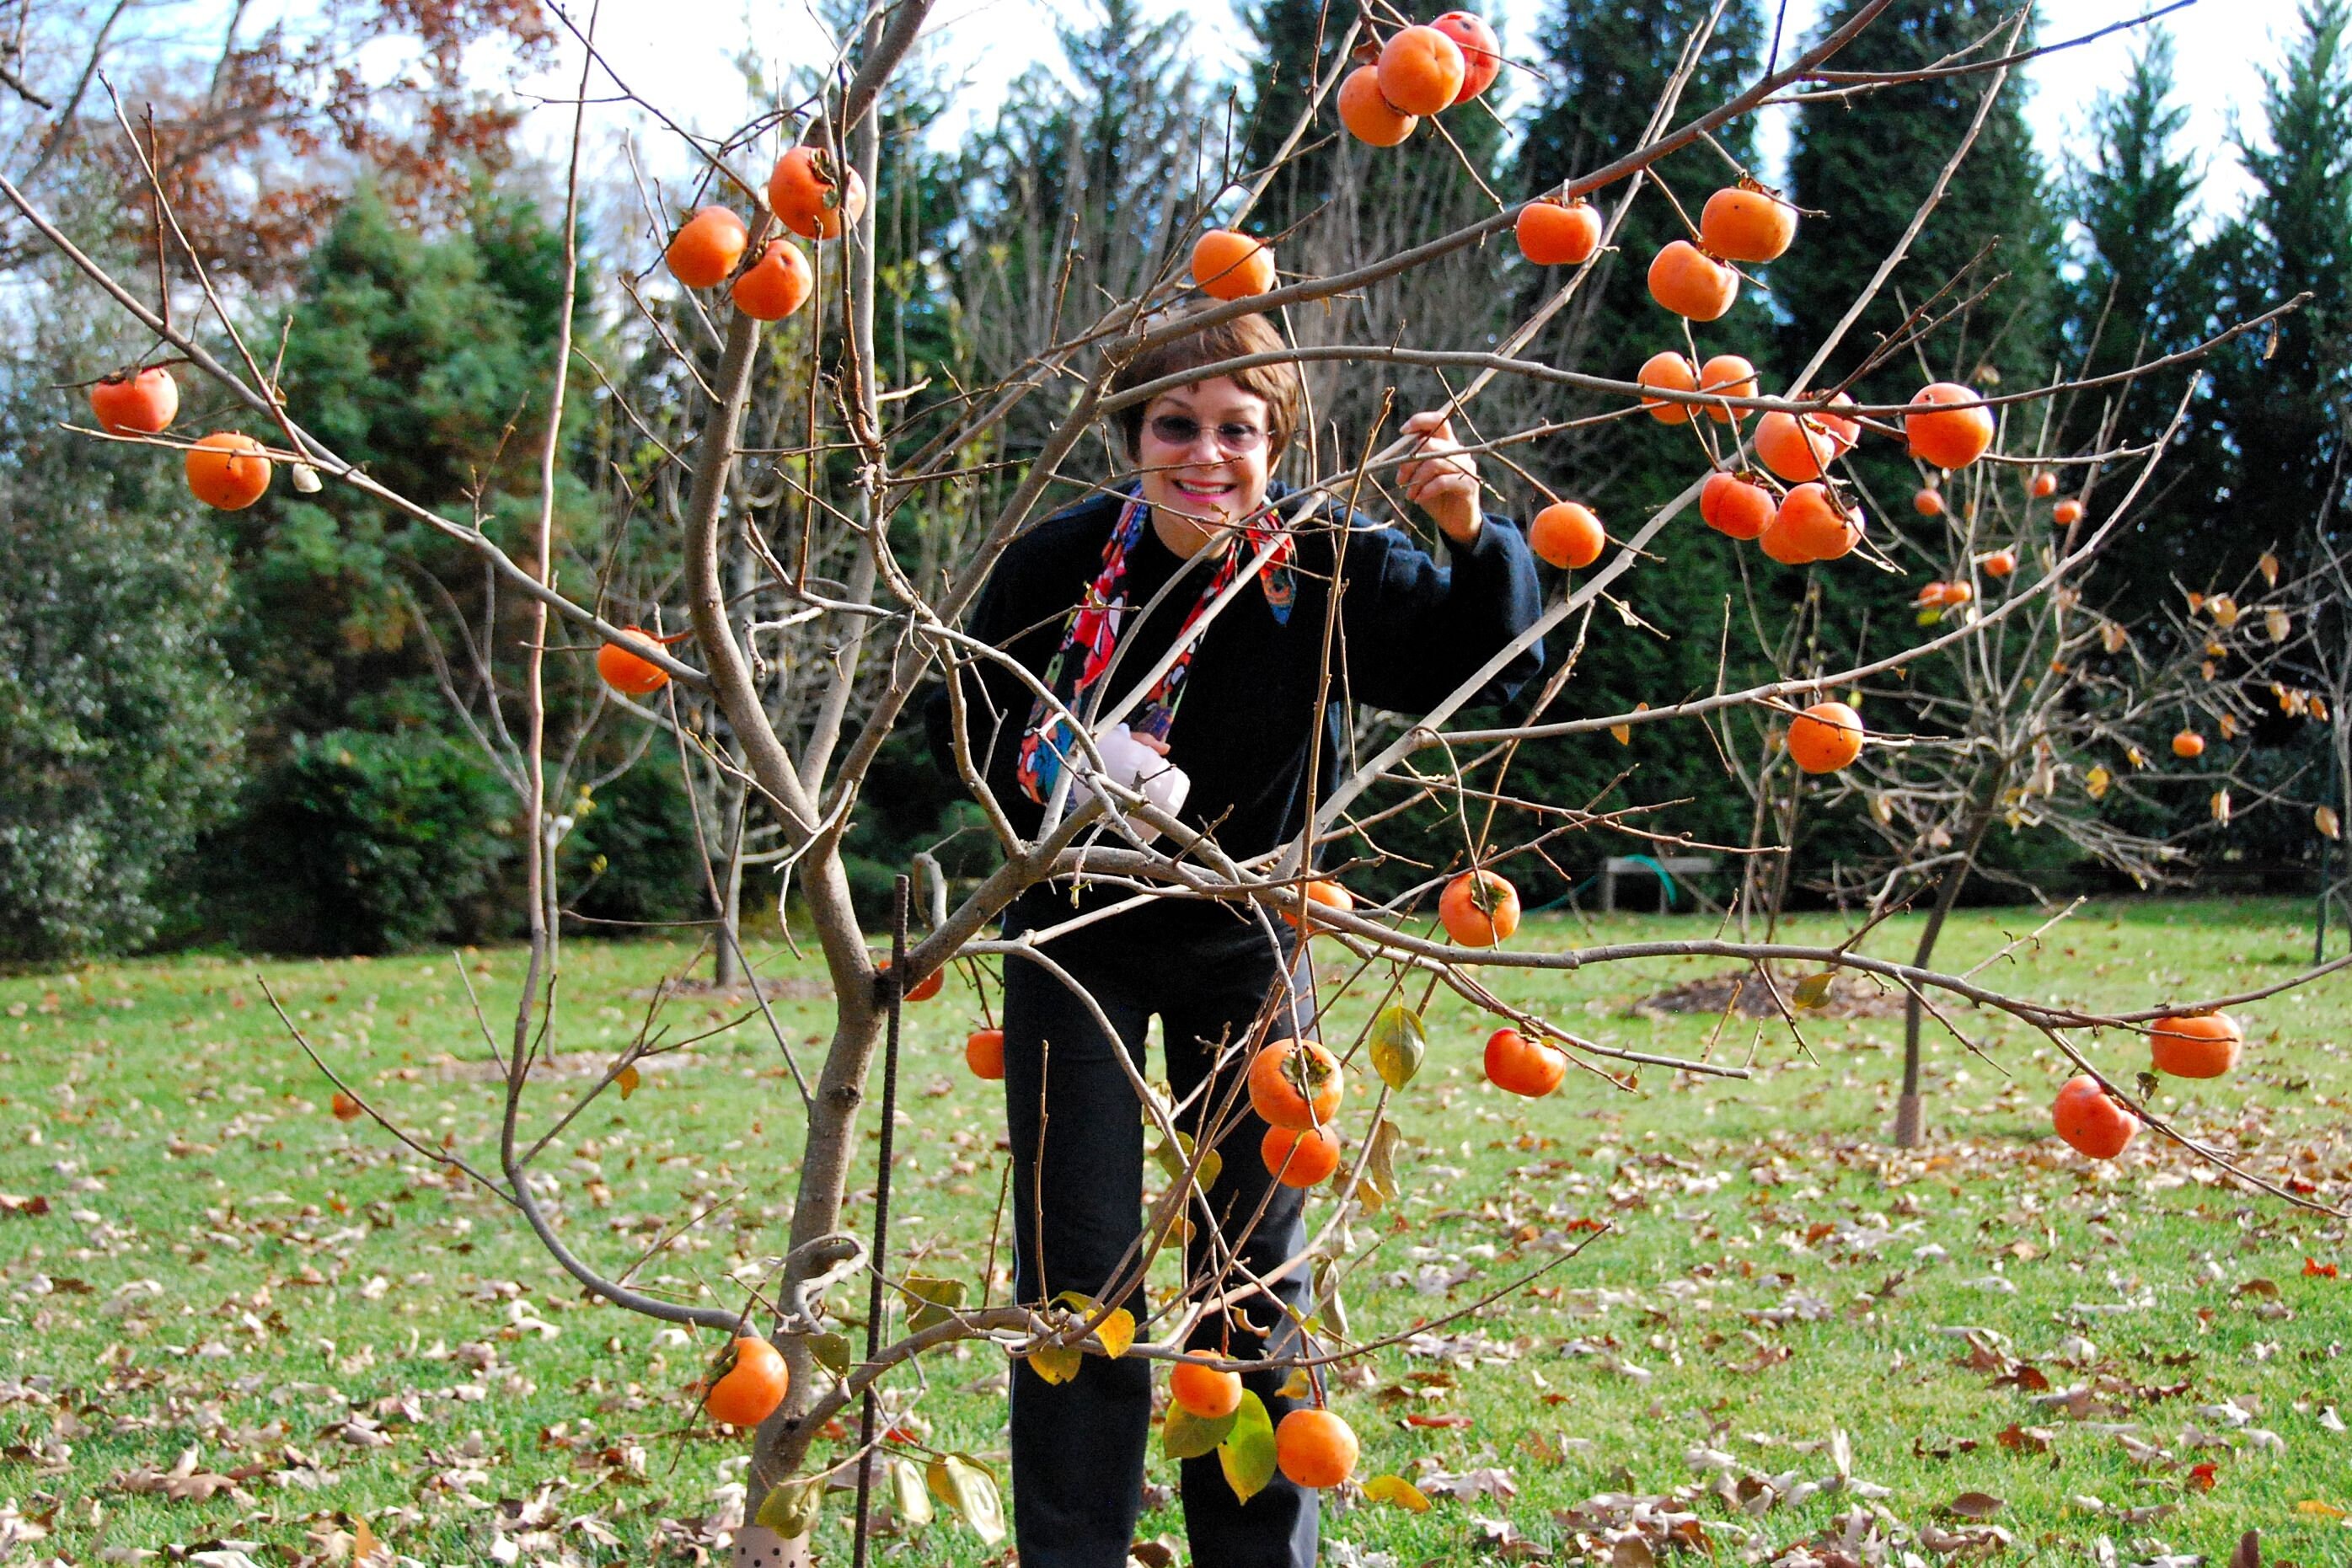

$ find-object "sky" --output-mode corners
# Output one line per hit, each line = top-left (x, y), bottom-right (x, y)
(517, 0), (2311, 226)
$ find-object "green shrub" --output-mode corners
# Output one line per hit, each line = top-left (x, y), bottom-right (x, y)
(231, 729), (515, 954)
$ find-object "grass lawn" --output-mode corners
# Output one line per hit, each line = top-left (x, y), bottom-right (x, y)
(2, 896), (2348, 1566)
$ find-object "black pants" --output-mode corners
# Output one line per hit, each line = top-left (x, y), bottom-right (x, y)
(1002, 920), (1321, 1568)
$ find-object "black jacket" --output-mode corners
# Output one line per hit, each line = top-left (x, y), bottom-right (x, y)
(927, 481), (1545, 946)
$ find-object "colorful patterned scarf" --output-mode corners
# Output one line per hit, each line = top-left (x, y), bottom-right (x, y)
(1015, 490), (1295, 805)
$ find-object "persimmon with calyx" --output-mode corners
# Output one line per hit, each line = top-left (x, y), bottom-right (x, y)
(597, 628), (676, 698)
(2172, 730), (2205, 759)
(89, 367), (178, 434)
(665, 206), (748, 289)
(2148, 1012), (2242, 1078)
(1337, 66), (1416, 145)
(1701, 471), (1774, 540)
(1170, 1353), (1243, 1419)
(1913, 580), (1972, 608)
(2052, 1074), (2137, 1159)
(1376, 24), (1465, 116)
(1261, 1122), (1342, 1187)
(965, 1028), (1005, 1081)
(1905, 382), (1995, 469)
(2029, 471), (2057, 498)
(1763, 483), (1861, 563)
(1698, 354), (1757, 423)
(1191, 229), (1276, 301)
(1282, 878), (1353, 929)
(1529, 501), (1605, 570)
(2052, 498), (2085, 527)
(1699, 182), (1797, 263)
(1430, 11), (1501, 103)
(1913, 486), (1944, 517)
(1753, 409), (1838, 482)
(185, 431), (271, 510)
(1274, 1408), (1358, 1488)
(1249, 1038), (1343, 1130)
(1637, 351), (1699, 424)
(330, 1090), (364, 1122)
(731, 238), (813, 320)
(1516, 197), (1599, 265)
(1787, 700), (1865, 773)
(769, 146), (866, 239)
(1439, 869), (1519, 946)
(1982, 548), (2017, 578)
(1483, 1028), (1567, 1098)
(704, 1335), (790, 1427)
(1647, 240), (1738, 320)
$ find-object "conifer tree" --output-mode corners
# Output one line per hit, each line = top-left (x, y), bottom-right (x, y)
(2199, 0), (2352, 590)
(1779, 0), (2060, 393)
(2053, 31), (2214, 613)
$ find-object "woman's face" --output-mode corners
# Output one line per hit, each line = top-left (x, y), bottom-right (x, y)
(1134, 377), (1274, 538)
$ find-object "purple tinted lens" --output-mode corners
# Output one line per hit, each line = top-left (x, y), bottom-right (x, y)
(1149, 415), (1263, 451)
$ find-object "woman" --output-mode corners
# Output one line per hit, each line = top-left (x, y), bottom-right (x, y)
(929, 308), (1543, 1567)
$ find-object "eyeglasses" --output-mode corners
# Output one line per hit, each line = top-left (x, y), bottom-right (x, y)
(1147, 414), (1268, 454)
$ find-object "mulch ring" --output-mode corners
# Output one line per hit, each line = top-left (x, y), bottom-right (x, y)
(1632, 967), (1910, 1019)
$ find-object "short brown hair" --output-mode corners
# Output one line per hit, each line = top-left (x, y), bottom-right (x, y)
(1106, 309), (1303, 463)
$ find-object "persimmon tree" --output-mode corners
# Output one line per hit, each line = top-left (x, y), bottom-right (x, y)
(16, 0), (2352, 1560)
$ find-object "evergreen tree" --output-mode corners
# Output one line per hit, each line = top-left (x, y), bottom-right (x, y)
(2199, 0), (2352, 591)
(2054, 30), (2215, 615)
(1473, 0), (1771, 872)
(0, 373), (245, 960)
(2060, 32), (2203, 409)
(205, 185), (616, 950)
(950, 0), (1206, 463)
(1779, 0), (2060, 393)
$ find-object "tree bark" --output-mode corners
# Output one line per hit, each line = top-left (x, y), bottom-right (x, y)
(1895, 766), (2007, 1148)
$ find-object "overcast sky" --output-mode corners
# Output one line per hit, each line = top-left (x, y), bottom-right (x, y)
(527, 0), (2309, 227)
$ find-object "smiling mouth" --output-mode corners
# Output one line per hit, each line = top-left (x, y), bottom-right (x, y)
(1170, 477), (1237, 503)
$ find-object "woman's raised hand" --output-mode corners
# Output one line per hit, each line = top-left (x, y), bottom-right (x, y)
(1396, 409), (1483, 545)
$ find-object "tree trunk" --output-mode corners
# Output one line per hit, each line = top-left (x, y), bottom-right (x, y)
(1894, 768), (2006, 1148)
(713, 779), (748, 990)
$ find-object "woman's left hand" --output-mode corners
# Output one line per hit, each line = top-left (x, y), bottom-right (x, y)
(1396, 409), (1483, 546)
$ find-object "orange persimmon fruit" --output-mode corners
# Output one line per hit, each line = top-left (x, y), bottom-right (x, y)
(1376, 24), (1466, 116)
(1191, 229), (1277, 301)
(1701, 470), (1775, 540)
(89, 366), (179, 435)
(1248, 1038), (1344, 1130)
(1529, 501), (1605, 570)
(1439, 869), (1519, 947)
(185, 431), (272, 510)
(1787, 700), (1866, 773)
(1516, 197), (1600, 265)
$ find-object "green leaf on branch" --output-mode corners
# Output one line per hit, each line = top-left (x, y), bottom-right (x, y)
(926, 1453), (1005, 1544)
(1162, 1400), (1239, 1458)
(1027, 1344), (1083, 1384)
(1150, 1129), (1222, 1195)
(754, 1477), (824, 1536)
(1217, 1390), (1278, 1505)
(807, 1331), (852, 1378)
(1792, 972), (1835, 1010)
(903, 1274), (967, 1334)
(1367, 1004), (1427, 1089)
